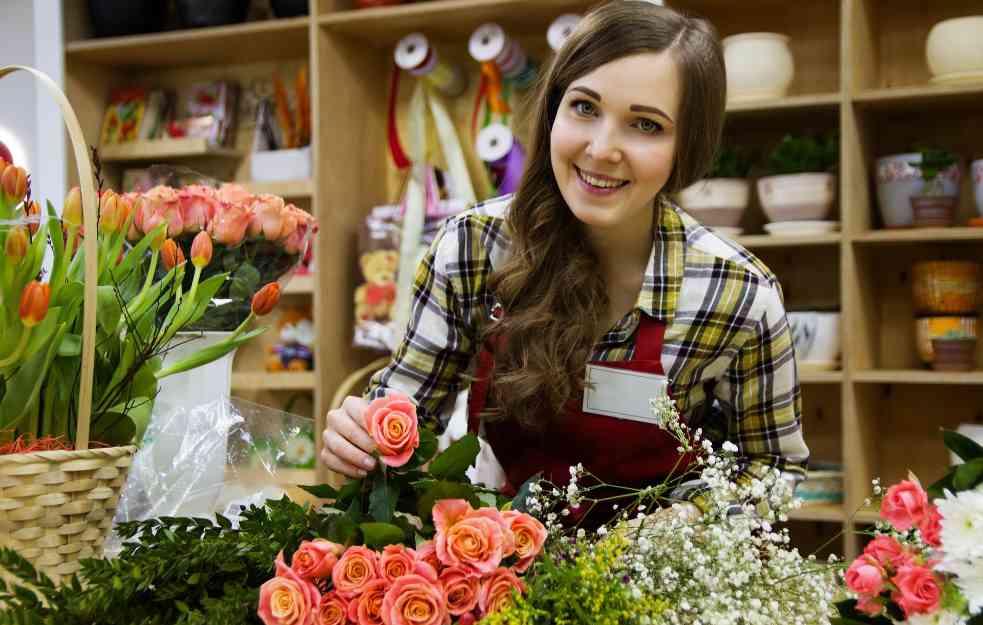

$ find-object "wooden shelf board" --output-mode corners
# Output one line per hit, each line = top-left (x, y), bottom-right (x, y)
(283, 274), (315, 295)
(726, 92), (841, 115)
(852, 228), (983, 245)
(243, 179), (314, 199)
(99, 138), (243, 162)
(853, 83), (983, 112)
(65, 17), (311, 67)
(232, 371), (317, 391)
(319, 0), (593, 45)
(853, 509), (882, 525)
(734, 233), (841, 248)
(787, 503), (845, 522)
(854, 370), (983, 385)
(800, 370), (843, 384)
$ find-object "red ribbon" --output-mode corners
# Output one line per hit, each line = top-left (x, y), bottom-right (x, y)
(387, 64), (411, 169)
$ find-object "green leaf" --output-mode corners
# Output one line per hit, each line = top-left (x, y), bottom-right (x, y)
(300, 484), (341, 499)
(91, 411), (137, 446)
(229, 264), (261, 301)
(359, 522), (406, 549)
(57, 332), (82, 357)
(417, 480), (480, 522)
(928, 469), (957, 500)
(369, 471), (397, 524)
(97, 285), (123, 336)
(154, 327), (267, 379)
(944, 429), (983, 463)
(185, 273), (229, 326)
(22, 307), (61, 361)
(428, 434), (480, 480)
(326, 514), (358, 546)
(0, 324), (66, 430)
(402, 428), (439, 471)
(953, 458), (983, 491)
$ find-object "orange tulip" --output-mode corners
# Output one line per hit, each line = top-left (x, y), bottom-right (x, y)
(160, 239), (182, 270)
(63, 187), (83, 229)
(251, 283), (281, 316)
(19, 281), (51, 327)
(25, 200), (41, 235)
(190, 231), (212, 268)
(2, 165), (27, 204)
(4, 226), (28, 261)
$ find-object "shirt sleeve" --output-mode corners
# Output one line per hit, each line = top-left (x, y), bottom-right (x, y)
(364, 217), (480, 432)
(673, 280), (810, 510)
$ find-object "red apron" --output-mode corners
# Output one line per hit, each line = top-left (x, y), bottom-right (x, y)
(467, 314), (693, 498)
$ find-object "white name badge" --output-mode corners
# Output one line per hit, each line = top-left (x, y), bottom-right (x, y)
(582, 364), (669, 424)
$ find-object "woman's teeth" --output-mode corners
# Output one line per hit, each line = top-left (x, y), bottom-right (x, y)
(576, 166), (627, 189)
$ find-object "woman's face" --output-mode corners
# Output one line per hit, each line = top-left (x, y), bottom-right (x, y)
(550, 51), (681, 235)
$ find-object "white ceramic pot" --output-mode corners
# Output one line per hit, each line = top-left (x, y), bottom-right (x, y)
(973, 159), (983, 216)
(926, 16), (983, 83)
(757, 173), (835, 222)
(875, 153), (961, 228)
(787, 311), (840, 370)
(723, 32), (794, 103)
(677, 178), (750, 227)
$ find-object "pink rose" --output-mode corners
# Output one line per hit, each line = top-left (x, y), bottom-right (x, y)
(365, 393), (420, 468)
(292, 539), (345, 581)
(438, 566), (480, 616)
(844, 556), (885, 597)
(332, 546), (382, 600)
(892, 565), (942, 617)
(918, 505), (942, 548)
(217, 182), (255, 206)
(881, 479), (930, 531)
(179, 184), (221, 233)
(415, 541), (442, 574)
(208, 200), (253, 247)
(864, 535), (913, 571)
(433, 500), (515, 577)
(856, 595), (884, 616)
(478, 567), (525, 617)
(381, 573), (449, 625)
(347, 578), (389, 625)
(142, 185), (184, 238)
(317, 591), (349, 625)
(502, 511), (547, 573)
(249, 194), (288, 240)
(281, 205), (317, 255)
(258, 551), (321, 625)
(380, 544), (417, 584)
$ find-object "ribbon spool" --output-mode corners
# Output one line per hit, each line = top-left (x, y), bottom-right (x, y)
(468, 23), (537, 90)
(547, 14), (581, 52)
(394, 32), (467, 97)
(477, 123), (526, 194)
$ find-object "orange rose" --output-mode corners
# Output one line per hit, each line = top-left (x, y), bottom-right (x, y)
(365, 392), (420, 468)
(208, 200), (253, 247)
(347, 578), (389, 625)
(292, 539), (344, 581)
(415, 541), (442, 574)
(478, 567), (525, 617)
(317, 591), (349, 625)
(380, 544), (417, 584)
(332, 546), (381, 600)
(257, 551), (321, 625)
(381, 573), (449, 625)
(217, 182), (255, 206)
(502, 511), (547, 573)
(433, 500), (515, 577)
(438, 566), (480, 616)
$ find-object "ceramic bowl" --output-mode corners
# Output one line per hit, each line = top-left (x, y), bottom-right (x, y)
(876, 153), (961, 228)
(677, 178), (750, 227)
(915, 316), (978, 363)
(787, 311), (841, 370)
(757, 173), (835, 222)
(912, 261), (982, 315)
(926, 16), (983, 82)
(723, 33), (794, 103)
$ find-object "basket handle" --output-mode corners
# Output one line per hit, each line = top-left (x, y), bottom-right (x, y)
(0, 65), (98, 450)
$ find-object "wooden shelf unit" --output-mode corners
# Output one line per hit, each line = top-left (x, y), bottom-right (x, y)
(97, 138), (244, 162)
(62, 0), (983, 558)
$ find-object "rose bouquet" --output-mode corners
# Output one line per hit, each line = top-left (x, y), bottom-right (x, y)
(837, 431), (983, 625)
(124, 171), (316, 331)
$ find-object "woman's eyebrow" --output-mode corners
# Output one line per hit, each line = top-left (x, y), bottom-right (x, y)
(570, 85), (673, 123)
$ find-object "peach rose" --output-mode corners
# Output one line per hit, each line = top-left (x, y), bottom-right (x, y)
(179, 184), (221, 233)
(433, 500), (515, 577)
(292, 539), (345, 581)
(281, 205), (317, 255)
(249, 194), (288, 240)
(918, 505), (942, 548)
(380, 574), (449, 625)
(863, 535), (913, 571)
(258, 552), (321, 625)
(347, 578), (389, 625)
(478, 567), (525, 617)
(208, 200), (253, 247)
(332, 546), (382, 599)
(502, 511), (547, 573)
(380, 544), (417, 584)
(881, 479), (930, 531)
(365, 393), (420, 468)
(415, 541), (442, 574)
(142, 185), (184, 238)
(892, 565), (942, 617)
(317, 591), (349, 625)
(844, 556), (885, 597)
(438, 566), (480, 616)
(217, 182), (255, 206)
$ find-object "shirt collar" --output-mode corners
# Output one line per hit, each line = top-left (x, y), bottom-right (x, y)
(637, 196), (685, 322)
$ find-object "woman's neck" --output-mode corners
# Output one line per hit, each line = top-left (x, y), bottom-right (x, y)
(585, 210), (655, 284)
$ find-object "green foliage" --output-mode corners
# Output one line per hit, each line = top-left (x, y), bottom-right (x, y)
(709, 145), (756, 178)
(927, 429), (983, 499)
(763, 133), (838, 175)
(909, 147), (958, 182)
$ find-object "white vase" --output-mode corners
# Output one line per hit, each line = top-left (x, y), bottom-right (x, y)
(677, 178), (750, 227)
(757, 173), (836, 222)
(787, 311), (841, 371)
(876, 153), (961, 228)
(926, 16), (983, 84)
(723, 33), (794, 103)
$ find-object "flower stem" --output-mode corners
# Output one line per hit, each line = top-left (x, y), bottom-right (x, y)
(0, 327), (32, 369)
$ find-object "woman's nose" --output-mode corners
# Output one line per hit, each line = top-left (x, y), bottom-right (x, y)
(585, 124), (623, 163)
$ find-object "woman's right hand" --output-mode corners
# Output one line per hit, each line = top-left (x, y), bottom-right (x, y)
(321, 395), (378, 478)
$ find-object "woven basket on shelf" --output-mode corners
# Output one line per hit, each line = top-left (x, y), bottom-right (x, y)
(0, 65), (137, 584)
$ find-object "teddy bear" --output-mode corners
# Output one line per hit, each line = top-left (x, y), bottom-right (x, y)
(354, 249), (398, 322)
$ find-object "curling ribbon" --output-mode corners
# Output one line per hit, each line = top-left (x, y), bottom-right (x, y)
(387, 65), (411, 169)
(547, 14), (581, 52)
(395, 33), (467, 97)
(477, 123), (525, 195)
(469, 23), (537, 90)
(480, 62), (509, 115)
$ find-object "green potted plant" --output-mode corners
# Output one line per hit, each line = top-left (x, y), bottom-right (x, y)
(908, 147), (961, 228)
(931, 328), (977, 372)
(757, 133), (838, 232)
(677, 145), (756, 236)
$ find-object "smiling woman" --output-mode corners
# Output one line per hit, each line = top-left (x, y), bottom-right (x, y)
(326, 1), (808, 521)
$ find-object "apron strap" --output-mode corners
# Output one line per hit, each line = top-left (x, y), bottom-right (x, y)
(468, 343), (495, 434)
(632, 313), (667, 362)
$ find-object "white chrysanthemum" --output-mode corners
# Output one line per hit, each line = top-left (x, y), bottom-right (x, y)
(937, 488), (983, 560)
(283, 434), (315, 465)
(937, 558), (983, 615)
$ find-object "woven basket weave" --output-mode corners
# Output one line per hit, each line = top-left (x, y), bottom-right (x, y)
(0, 65), (136, 584)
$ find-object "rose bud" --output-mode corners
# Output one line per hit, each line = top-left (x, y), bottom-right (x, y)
(190, 230), (212, 268)
(19, 281), (51, 328)
(251, 283), (281, 317)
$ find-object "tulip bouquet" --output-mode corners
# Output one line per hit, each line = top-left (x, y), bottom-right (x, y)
(124, 177), (317, 331)
(837, 431), (983, 625)
(0, 158), (282, 449)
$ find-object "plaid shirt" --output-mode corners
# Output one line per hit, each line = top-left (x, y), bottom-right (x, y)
(367, 194), (809, 504)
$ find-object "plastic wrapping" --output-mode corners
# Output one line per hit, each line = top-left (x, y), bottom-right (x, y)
(107, 397), (317, 555)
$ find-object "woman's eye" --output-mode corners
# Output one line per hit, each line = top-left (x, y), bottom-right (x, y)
(573, 100), (596, 116)
(635, 118), (664, 134)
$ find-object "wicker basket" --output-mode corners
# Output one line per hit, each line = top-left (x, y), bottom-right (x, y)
(0, 65), (137, 583)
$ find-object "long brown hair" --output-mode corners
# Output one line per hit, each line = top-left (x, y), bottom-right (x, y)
(481, 1), (726, 428)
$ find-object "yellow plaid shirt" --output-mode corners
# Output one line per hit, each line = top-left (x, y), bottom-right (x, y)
(367, 194), (809, 503)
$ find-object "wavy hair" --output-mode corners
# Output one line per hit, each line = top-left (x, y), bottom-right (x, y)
(481, 1), (726, 428)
